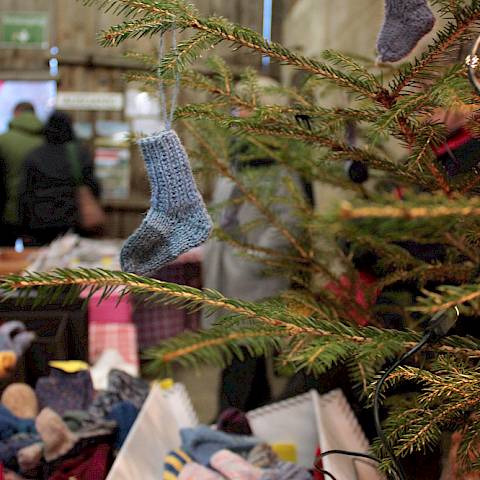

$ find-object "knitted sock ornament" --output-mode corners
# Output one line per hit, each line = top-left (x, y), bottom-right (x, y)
(121, 28), (211, 275)
(377, 0), (435, 62)
(120, 130), (212, 275)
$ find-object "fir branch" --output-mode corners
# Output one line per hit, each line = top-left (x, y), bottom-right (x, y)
(182, 121), (314, 262)
(0, 268), (322, 337)
(389, 4), (480, 97)
(144, 327), (285, 371)
(92, 0), (387, 100)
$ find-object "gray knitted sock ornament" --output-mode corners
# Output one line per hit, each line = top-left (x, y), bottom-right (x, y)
(377, 0), (435, 63)
(120, 130), (212, 275)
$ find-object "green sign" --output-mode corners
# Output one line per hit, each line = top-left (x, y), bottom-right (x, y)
(0, 12), (49, 49)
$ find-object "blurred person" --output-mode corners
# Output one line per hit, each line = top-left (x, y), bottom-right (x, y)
(202, 77), (306, 414)
(0, 102), (43, 246)
(18, 111), (101, 245)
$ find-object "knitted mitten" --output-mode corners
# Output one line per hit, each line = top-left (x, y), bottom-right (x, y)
(1, 383), (39, 419)
(17, 442), (43, 472)
(36, 408), (76, 462)
(120, 130), (212, 275)
(377, 0), (435, 62)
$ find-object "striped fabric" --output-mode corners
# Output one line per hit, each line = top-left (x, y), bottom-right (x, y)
(163, 449), (192, 480)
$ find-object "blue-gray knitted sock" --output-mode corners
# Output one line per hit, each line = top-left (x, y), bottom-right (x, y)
(120, 130), (212, 275)
(377, 0), (435, 63)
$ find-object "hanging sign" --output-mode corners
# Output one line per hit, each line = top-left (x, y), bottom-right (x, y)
(0, 12), (49, 49)
(56, 92), (124, 112)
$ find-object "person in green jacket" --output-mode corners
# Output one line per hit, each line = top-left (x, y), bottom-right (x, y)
(0, 102), (43, 246)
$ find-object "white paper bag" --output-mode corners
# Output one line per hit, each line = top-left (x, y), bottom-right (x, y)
(247, 390), (318, 468)
(106, 383), (198, 480)
(313, 389), (385, 480)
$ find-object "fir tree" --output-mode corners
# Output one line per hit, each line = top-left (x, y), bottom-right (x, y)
(4, 0), (480, 477)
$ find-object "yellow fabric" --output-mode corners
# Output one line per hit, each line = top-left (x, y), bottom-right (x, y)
(0, 351), (17, 378)
(174, 450), (191, 463)
(163, 449), (192, 480)
(271, 443), (297, 463)
(166, 455), (184, 472)
(49, 360), (89, 373)
(158, 378), (174, 390)
(163, 471), (177, 480)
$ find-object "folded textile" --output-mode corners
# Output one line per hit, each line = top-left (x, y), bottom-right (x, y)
(89, 349), (138, 391)
(35, 368), (94, 416)
(37, 407), (114, 464)
(88, 370), (149, 418)
(210, 449), (263, 480)
(62, 410), (116, 436)
(247, 444), (279, 469)
(36, 409), (76, 463)
(1, 384), (38, 419)
(163, 449), (192, 480)
(0, 406), (36, 441)
(217, 408), (252, 436)
(16, 442), (42, 472)
(178, 462), (225, 480)
(260, 461), (312, 480)
(0, 434), (40, 469)
(106, 401), (139, 450)
(180, 425), (258, 466)
(47, 443), (110, 480)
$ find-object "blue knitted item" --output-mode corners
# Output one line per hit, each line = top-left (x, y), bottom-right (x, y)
(120, 129), (212, 275)
(377, 0), (435, 63)
(106, 401), (139, 450)
(180, 425), (258, 466)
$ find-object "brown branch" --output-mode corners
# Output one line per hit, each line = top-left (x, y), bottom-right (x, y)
(416, 290), (480, 314)
(340, 202), (480, 219)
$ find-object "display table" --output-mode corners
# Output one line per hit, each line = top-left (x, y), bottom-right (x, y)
(0, 237), (203, 378)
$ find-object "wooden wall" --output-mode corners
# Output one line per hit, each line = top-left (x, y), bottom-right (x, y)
(0, 0), (292, 237)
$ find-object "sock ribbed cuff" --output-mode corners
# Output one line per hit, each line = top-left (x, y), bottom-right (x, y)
(138, 130), (203, 211)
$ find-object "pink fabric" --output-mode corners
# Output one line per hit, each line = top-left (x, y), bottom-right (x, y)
(132, 262), (201, 348)
(89, 323), (138, 366)
(210, 450), (263, 480)
(85, 290), (132, 325)
(179, 462), (225, 480)
(88, 292), (132, 323)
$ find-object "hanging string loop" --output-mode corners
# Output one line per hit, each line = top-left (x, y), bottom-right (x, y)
(158, 26), (180, 130)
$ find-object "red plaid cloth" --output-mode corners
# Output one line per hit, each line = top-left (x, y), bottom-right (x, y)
(132, 262), (201, 350)
(88, 323), (139, 366)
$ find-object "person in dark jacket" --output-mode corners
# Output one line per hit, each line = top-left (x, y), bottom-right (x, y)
(19, 111), (101, 245)
(0, 102), (44, 245)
